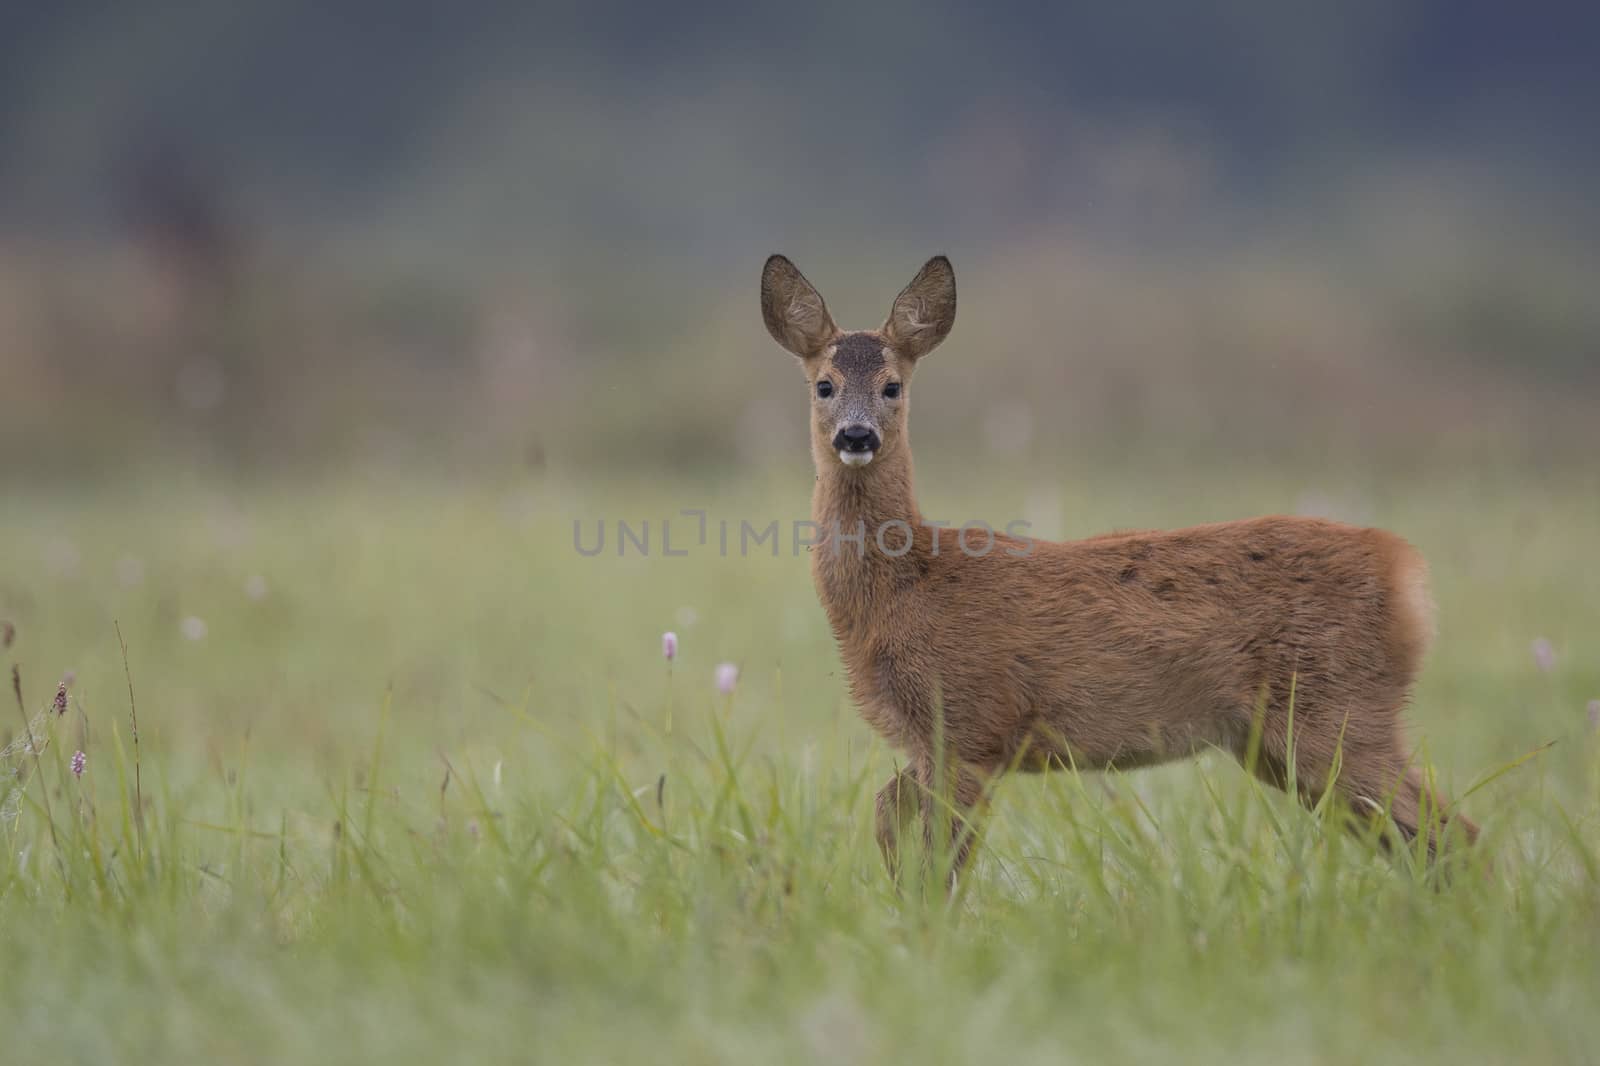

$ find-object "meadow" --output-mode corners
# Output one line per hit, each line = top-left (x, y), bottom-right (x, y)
(2, 459), (1597, 1064)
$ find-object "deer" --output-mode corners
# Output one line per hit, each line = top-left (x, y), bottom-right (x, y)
(759, 253), (1480, 886)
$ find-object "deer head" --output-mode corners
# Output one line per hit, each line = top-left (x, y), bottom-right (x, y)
(761, 255), (956, 470)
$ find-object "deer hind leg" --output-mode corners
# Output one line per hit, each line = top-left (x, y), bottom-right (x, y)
(1239, 717), (1479, 865)
(1337, 758), (1479, 862)
(1237, 718), (1341, 812)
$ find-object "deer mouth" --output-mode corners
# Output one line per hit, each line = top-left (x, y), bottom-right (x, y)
(832, 424), (880, 466)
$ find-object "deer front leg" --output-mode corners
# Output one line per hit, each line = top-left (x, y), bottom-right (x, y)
(922, 757), (990, 888)
(874, 758), (990, 890)
(874, 766), (920, 882)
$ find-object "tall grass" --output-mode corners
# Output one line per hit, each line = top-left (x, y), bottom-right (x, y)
(1, 467), (1596, 1063)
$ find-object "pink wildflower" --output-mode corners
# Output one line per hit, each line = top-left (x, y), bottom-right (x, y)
(70, 750), (85, 778)
(715, 663), (739, 695)
(662, 631), (678, 662)
(1532, 638), (1556, 674)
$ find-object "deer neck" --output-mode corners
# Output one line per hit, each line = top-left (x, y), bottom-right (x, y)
(810, 439), (923, 634)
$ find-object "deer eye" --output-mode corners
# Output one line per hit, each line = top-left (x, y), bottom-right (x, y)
(882, 381), (901, 399)
(815, 380), (834, 398)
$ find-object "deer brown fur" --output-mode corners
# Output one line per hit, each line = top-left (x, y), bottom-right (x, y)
(760, 254), (1479, 882)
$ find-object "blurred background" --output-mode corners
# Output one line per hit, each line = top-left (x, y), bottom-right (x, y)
(2, 13), (1598, 1060)
(3, 0), (1597, 481)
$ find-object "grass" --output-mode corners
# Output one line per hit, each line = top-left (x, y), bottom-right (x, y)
(1, 461), (1597, 1064)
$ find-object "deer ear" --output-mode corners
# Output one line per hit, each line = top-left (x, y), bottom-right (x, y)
(761, 255), (838, 358)
(883, 255), (956, 361)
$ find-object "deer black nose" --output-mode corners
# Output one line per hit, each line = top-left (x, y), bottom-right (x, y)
(833, 425), (880, 453)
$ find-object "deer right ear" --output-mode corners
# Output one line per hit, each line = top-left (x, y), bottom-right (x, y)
(884, 255), (956, 361)
(761, 255), (838, 358)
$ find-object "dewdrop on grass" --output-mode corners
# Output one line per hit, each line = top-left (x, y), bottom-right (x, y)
(1, 705), (55, 824)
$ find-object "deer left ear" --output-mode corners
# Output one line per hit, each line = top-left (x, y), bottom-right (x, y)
(761, 254), (838, 358)
(883, 255), (956, 361)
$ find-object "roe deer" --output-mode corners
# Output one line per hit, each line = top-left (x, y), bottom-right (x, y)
(760, 253), (1479, 883)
